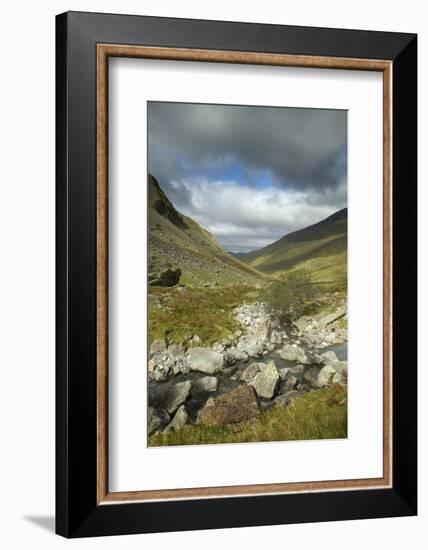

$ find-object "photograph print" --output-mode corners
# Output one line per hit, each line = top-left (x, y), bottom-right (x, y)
(147, 101), (348, 447)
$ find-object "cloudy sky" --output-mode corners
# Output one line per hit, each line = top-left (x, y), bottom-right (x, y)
(148, 102), (347, 253)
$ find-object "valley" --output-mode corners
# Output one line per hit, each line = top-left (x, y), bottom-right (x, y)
(147, 175), (348, 446)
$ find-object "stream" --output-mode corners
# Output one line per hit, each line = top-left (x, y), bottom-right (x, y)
(148, 340), (347, 423)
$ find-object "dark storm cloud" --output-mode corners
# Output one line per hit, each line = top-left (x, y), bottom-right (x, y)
(147, 102), (347, 252)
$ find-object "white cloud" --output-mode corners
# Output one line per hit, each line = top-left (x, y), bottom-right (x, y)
(174, 179), (346, 252)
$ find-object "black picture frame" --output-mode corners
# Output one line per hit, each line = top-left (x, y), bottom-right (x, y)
(56, 11), (417, 538)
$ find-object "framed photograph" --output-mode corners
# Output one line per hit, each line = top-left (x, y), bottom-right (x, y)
(56, 11), (417, 538)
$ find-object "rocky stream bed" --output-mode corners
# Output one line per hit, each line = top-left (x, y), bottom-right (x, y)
(148, 300), (348, 437)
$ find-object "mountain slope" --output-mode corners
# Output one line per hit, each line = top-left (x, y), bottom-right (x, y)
(241, 208), (347, 285)
(148, 175), (266, 286)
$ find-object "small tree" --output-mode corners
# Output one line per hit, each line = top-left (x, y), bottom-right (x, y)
(263, 269), (319, 323)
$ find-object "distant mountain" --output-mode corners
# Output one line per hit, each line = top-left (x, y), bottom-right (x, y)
(241, 208), (347, 285)
(148, 175), (265, 286)
(228, 251), (248, 259)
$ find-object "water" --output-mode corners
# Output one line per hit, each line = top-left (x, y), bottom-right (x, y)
(148, 341), (347, 420)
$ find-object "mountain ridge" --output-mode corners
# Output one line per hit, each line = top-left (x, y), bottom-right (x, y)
(148, 175), (266, 286)
(241, 207), (347, 285)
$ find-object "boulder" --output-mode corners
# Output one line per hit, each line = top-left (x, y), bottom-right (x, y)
(287, 365), (305, 379)
(150, 367), (169, 382)
(280, 343), (312, 364)
(278, 367), (291, 380)
(321, 360), (347, 384)
(151, 380), (192, 415)
(199, 385), (261, 427)
(280, 374), (298, 392)
(321, 350), (338, 363)
(148, 346), (189, 379)
(251, 360), (280, 400)
(191, 376), (218, 396)
(303, 366), (321, 387)
(149, 268), (182, 287)
(317, 307), (346, 328)
(236, 336), (264, 358)
(316, 365), (341, 387)
(150, 339), (167, 354)
(187, 347), (224, 374)
(168, 342), (184, 355)
(222, 350), (237, 366)
(240, 363), (260, 383)
(270, 330), (283, 345)
(148, 407), (170, 435)
(228, 347), (249, 362)
(170, 353), (189, 375)
(293, 316), (311, 333)
(164, 405), (188, 433)
(223, 365), (237, 377)
(212, 342), (225, 353)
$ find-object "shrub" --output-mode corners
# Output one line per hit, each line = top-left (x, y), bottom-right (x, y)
(262, 268), (320, 322)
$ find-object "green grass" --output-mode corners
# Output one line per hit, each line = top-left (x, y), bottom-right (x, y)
(149, 385), (347, 446)
(243, 209), (347, 285)
(148, 285), (260, 347)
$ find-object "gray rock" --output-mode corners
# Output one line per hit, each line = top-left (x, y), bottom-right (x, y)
(278, 367), (290, 380)
(293, 316), (311, 333)
(270, 330), (283, 345)
(321, 360), (348, 384)
(281, 374), (298, 392)
(164, 405), (188, 433)
(162, 380), (192, 415)
(240, 363), (260, 383)
(317, 307), (346, 328)
(288, 365), (305, 379)
(212, 342), (225, 353)
(321, 351), (338, 364)
(191, 376), (218, 396)
(222, 350), (237, 366)
(168, 342), (184, 356)
(304, 366), (321, 387)
(187, 347), (224, 374)
(170, 353), (189, 375)
(316, 365), (341, 387)
(229, 347), (249, 362)
(148, 407), (170, 436)
(237, 336), (264, 358)
(150, 339), (167, 354)
(251, 360), (280, 400)
(223, 365), (237, 377)
(150, 367), (169, 382)
(280, 343), (312, 364)
(330, 360), (348, 377)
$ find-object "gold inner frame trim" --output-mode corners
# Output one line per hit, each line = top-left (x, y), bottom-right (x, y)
(96, 44), (393, 505)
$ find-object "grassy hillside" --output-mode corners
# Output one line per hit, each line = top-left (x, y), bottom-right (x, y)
(241, 208), (347, 286)
(148, 174), (267, 287)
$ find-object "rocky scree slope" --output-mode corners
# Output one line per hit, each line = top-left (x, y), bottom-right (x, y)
(148, 174), (266, 287)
